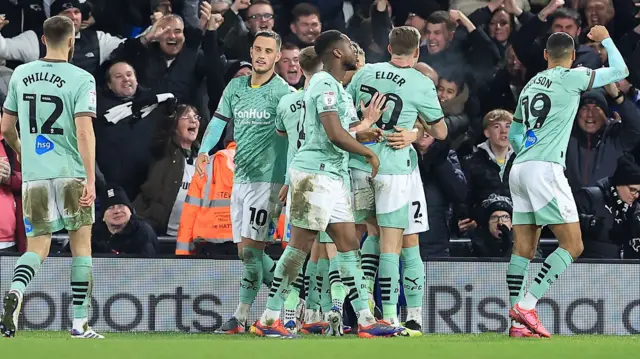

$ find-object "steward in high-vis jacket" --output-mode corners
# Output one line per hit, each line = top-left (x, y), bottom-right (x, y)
(176, 142), (235, 255)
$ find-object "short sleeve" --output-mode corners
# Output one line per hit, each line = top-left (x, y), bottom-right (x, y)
(312, 81), (339, 114)
(74, 74), (97, 118)
(2, 75), (18, 115)
(214, 81), (234, 120)
(417, 81), (444, 124)
(565, 67), (596, 93)
(346, 69), (361, 101)
(275, 98), (287, 132)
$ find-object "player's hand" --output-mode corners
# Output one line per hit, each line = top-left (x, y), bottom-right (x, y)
(587, 25), (610, 43)
(196, 153), (210, 177)
(364, 151), (380, 178)
(360, 92), (388, 127)
(279, 184), (289, 205)
(356, 128), (383, 143)
(0, 158), (10, 184)
(458, 218), (477, 233)
(199, 1), (212, 31)
(208, 13), (224, 31)
(386, 126), (418, 149)
(79, 181), (96, 207)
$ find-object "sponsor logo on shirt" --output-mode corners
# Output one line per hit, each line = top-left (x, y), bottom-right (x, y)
(89, 89), (96, 106)
(35, 135), (54, 155)
(24, 218), (33, 233)
(524, 129), (537, 148)
(234, 109), (271, 120)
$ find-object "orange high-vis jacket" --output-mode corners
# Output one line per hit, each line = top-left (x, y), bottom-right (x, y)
(176, 142), (236, 255)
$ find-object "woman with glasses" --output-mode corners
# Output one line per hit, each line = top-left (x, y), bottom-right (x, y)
(133, 104), (201, 236)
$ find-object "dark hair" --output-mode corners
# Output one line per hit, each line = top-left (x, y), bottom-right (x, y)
(314, 30), (344, 58)
(105, 61), (136, 84)
(153, 103), (199, 157)
(426, 11), (456, 32)
(291, 3), (320, 23)
(250, 0), (272, 6)
(546, 32), (575, 60)
(549, 8), (581, 28)
(43, 15), (75, 46)
(489, 8), (515, 39)
(254, 30), (282, 51)
(439, 70), (465, 96)
(281, 42), (299, 52)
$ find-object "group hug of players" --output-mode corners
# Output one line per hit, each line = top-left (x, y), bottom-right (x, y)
(0, 11), (628, 339)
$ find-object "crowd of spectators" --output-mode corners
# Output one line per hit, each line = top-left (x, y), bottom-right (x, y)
(1, 0), (640, 260)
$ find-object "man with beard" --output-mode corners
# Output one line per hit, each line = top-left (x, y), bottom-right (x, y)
(0, 16), (102, 339)
(251, 30), (401, 339)
(275, 43), (303, 88)
(195, 31), (294, 335)
(510, 0), (601, 80)
(0, 0), (124, 77)
(285, 3), (322, 48)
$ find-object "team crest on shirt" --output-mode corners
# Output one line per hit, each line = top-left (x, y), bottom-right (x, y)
(323, 91), (336, 107)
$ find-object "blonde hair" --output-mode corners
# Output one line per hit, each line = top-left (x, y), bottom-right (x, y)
(482, 109), (513, 129)
(388, 26), (421, 56)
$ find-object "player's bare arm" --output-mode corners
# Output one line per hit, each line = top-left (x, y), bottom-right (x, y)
(417, 115), (447, 140)
(0, 112), (20, 158)
(319, 111), (380, 177)
(75, 115), (97, 207)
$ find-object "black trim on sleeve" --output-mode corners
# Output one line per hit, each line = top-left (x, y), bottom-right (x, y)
(213, 112), (231, 122)
(586, 70), (596, 91)
(513, 117), (523, 123)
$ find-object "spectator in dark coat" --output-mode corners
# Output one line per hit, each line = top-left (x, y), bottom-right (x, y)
(480, 45), (527, 116)
(460, 109), (516, 233)
(467, 194), (514, 257)
(575, 154), (640, 259)
(134, 104), (200, 236)
(92, 185), (158, 257)
(467, 1), (518, 58)
(110, 8), (225, 122)
(94, 61), (177, 201)
(511, 3), (601, 81)
(566, 85), (640, 191)
(218, 0), (275, 61)
(415, 135), (468, 258)
(283, 3), (322, 48)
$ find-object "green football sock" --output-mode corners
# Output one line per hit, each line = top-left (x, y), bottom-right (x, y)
(401, 246), (423, 309)
(506, 254), (530, 308)
(262, 253), (276, 287)
(239, 247), (265, 305)
(71, 256), (93, 319)
(305, 261), (320, 311)
(10, 252), (42, 295)
(283, 267), (303, 324)
(379, 252), (400, 321)
(265, 246), (307, 311)
(317, 258), (332, 313)
(338, 250), (369, 312)
(361, 235), (380, 294)
(329, 256), (347, 314)
(526, 248), (573, 304)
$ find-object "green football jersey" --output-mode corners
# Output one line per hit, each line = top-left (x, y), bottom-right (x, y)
(2, 59), (96, 182)
(513, 67), (595, 166)
(291, 71), (359, 180)
(214, 74), (294, 184)
(346, 62), (443, 175)
(275, 90), (305, 184)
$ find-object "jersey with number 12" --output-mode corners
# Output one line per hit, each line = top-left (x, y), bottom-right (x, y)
(346, 62), (443, 175)
(513, 67), (595, 167)
(2, 59), (96, 182)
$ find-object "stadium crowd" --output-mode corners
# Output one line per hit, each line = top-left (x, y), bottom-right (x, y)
(1, 0), (640, 260)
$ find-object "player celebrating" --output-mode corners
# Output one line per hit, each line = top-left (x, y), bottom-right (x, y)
(346, 26), (447, 329)
(507, 26), (628, 338)
(196, 31), (294, 334)
(0, 16), (101, 339)
(252, 30), (401, 339)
